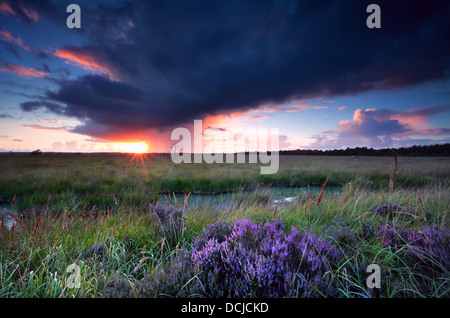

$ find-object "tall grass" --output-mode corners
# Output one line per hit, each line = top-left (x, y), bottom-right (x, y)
(0, 153), (449, 297)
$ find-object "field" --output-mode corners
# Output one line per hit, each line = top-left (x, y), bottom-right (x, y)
(0, 153), (449, 298)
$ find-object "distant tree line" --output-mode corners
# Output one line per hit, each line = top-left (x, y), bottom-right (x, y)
(279, 143), (450, 157)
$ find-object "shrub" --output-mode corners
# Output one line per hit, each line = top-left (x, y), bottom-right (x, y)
(373, 202), (413, 217)
(83, 243), (107, 259)
(375, 224), (450, 271)
(149, 202), (185, 247)
(192, 220), (233, 250)
(191, 218), (341, 297)
(102, 276), (136, 298)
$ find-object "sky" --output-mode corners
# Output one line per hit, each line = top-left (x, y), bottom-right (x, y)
(0, 0), (449, 153)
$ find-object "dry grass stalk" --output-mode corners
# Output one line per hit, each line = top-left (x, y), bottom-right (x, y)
(341, 194), (348, 207)
(5, 209), (27, 233)
(404, 197), (410, 210)
(0, 213), (4, 239)
(32, 213), (43, 238)
(59, 209), (69, 229)
(389, 151), (398, 194)
(316, 177), (329, 206)
(10, 262), (22, 282)
(183, 220), (194, 232)
(173, 192), (178, 208)
(111, 192), (118, 205)
(417, 191), (425, 218)
(9, 224), (15, 247)
(132, 257), (150, 273)
(183, 192), (191, 209)
(304, 177), (329, 214)
(80, 204), (87, 218)
(389, 166), (394, 194)
(355, 211), (371, 221)
(85, 206), (95, 232)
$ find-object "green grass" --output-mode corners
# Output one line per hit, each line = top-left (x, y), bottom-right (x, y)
(0, 153), (449, 298)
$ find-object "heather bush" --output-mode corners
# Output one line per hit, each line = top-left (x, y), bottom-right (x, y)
(375, 224), (450, 272)
(373, 202), (414, 217)
(334, 229), (359, 248)
(83, 243), (107, 259)
(193, 220), (233, 250)
(191, 218), (341, 297)
(149, 202), (185, 247)
(103, 275), (136, 298)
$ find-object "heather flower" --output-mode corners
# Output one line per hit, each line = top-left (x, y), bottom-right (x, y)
(334, 229), (359, 248)
(373, 202), (413, 217)
(191, 218), (341, 298)
(103, 275), (136, 298)
(192, 220), (233, 251)
(83, 242), (106, 258)
(375, 224), (450, 271)
(404, 226), (450, 270)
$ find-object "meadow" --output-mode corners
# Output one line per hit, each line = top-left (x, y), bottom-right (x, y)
(0, 152), (449, 298)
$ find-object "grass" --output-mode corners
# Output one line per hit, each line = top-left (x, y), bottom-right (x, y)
(0, 152), (449, 298)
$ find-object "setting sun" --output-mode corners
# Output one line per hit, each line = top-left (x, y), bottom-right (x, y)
(119, 142), (149, 154)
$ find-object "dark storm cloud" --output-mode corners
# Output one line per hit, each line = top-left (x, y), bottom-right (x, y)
(20, 100), (65, 115)
(17, 0), (450, 139)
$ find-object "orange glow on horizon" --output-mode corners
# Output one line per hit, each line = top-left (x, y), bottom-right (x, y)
(124, 143), (151, 176)
(116, 141), (149, 154)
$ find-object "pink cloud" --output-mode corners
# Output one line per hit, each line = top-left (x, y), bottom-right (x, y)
(0, 2), (38, 22)
(290, 104), (327, 110)
(254, 103), (328, 113)
(245, 115), (271, 121)
(39, 119), (79, 124)
(338, 106), (347, 111)
(0, 2), (14, 15)
(21, 7), (38, 23)
(0, 29), (31, 52)
(54, 47), (114, 79)
(310, 105), (450, 149)
(22, 124), (66, 131)
(0, 61), (49, 78)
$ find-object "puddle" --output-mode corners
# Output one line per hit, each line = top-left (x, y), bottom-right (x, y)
(159, 185), (342, 210)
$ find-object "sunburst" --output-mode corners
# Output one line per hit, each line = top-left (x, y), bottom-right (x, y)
(123, 142), (150, 175)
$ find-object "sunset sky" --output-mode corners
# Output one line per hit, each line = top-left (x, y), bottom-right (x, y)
(0, 0), (449, 153)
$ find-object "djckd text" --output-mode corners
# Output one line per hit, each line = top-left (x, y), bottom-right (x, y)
(226, 302), (269, 314)
(170, 120), (279, 174)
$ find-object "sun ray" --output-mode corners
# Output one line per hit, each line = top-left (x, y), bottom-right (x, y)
(118, 141), (150, 175)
